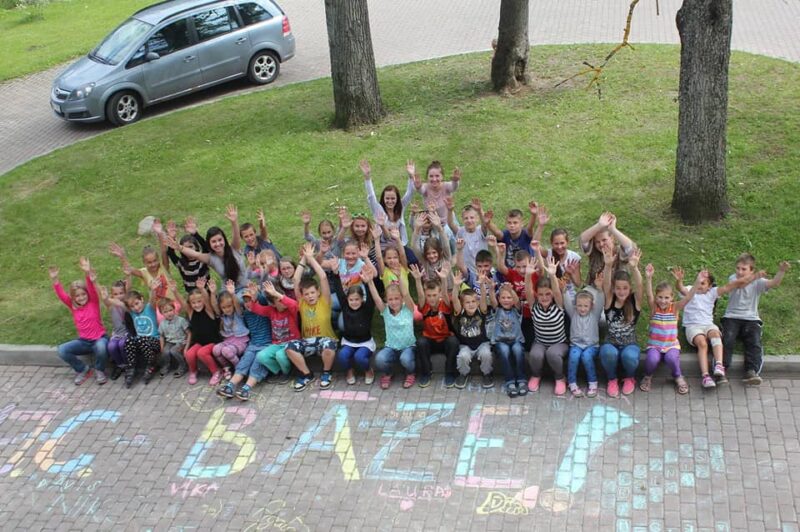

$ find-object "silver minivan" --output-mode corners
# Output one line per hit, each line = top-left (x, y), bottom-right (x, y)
(50, 0), (295, 125)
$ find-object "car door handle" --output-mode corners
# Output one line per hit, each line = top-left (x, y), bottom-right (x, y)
(235, 37), (247, 44)
(183, 55), (196, 62)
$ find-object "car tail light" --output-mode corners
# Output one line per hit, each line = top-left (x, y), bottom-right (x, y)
(282, 15), (291, 36)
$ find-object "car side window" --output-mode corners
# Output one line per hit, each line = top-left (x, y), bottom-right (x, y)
(237, 2), (272, 25)
(193, 7), (241, 42)
(147, 19), (192, 56)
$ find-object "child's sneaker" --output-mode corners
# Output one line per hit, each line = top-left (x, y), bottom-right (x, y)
(143, 366), (156, 384)
(444, 374), (456, 388)
(455, 374), (468, 389)
(743, 370), (762, 386)
(110, 366), (123, 381)
(554, 379), (566, 396)
(528, 376), (541, 392)
(517, 380), (529, 396)
(217, 382), (235, 398)
(481, 374), (494, 389)
(403, 374), (416, 389)
(621, 377), (636, 396)
(380, 375), (392, 390)
(714, 363), (728, 384)
(294, 374), (315, 391)
(418, 373), (432, 388)
(587, 382), (599, 398)
(364, 370), (375, 385)
(569, 384), (584, 398)
(95, 370), (108, 385)
(346, 371), (356, 386)
(319, 371), (333, 389)
(209, 371), (222, 386)
(702, 374), (716, 389)
(74, 368), (93, 386)
(187, 372), (198, 385)
(606, 378), (619, 398)
(235, 385), (251, 401)
(506, 381), (519, 398)
(124, 368), (135, 389)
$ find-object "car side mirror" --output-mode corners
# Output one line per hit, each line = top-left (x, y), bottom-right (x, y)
(145, 52), (160, 61)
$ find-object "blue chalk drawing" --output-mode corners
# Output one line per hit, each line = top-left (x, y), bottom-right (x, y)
(553, 405), (637, 494)
(43, 410), (120, 474)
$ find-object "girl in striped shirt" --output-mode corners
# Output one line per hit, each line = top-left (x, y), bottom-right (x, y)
(640, 264), (703, 394)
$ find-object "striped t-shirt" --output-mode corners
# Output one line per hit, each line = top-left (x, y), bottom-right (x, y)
(531, 301), (567, 346)
(647, 303), (681, 353)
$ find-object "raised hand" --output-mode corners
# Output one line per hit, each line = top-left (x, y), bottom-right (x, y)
(302, 242), (315, 258)
(375, 212), (387, 227)
(779, 260), (792, 272)
(320, 239), (331, 254)
(151, 218), (163, 235)
(486, 234), (498, 248)
(122, 264), (135, 277)
(359, 159), (371, 178)
(437, 260), (452, 281)
(470, 197), (482, 211)
(452, 167), (462, 182)
(443, 196), (455, 212)
(415, 212), (428, 227)
(338, 206), (352, 229)
(359, 266), (374, 283)
(537, 205), (550, 225)
(456, 238), (465, 251)
(184, 216), (197, 235)
(225, 279), (236, 295)
(671, 266), (685, 282)
(598, 212), (614, 228)
(257, 209), (266, 227)
(525, 261), (537, 277)
(358, 243), (370, 259)
(484, 209), (494, 223)
(564, 258), (579, 276)
(262, 281), (277, 297)
(301, 210), (311, 225)
(207, 277), (217, 293)
(628, 248), (642, 268)
(645, 263), (655, 278)
(48, 266), (59, 280)
(224, 204), (238, 223)
(544, 255), (558, 277)
(453, 270), (464, 287)
(602, 246), (617, 266)
(496, 242), (507, 258)
(409, 264), (423, 280)
(78, 256), (91, 273)
(428, 210), (441, 227)
(247, 251), (256, 267)
(406, 159), (416, 178)
(196, 276), (207, 290)
(166, 276), (177, 292)
(149, 277), (162, 291)
(108, 242), (126, 259)
(163, 234), (180, 251)
(528, 201), (538, 216)
(99, 285), (109, 299)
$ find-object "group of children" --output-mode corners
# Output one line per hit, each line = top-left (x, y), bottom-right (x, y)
(50, 160), (791, 399)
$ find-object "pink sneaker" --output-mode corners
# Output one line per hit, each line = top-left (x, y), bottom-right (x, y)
(403, 374), (416, 388)
(209, 371), (222, 386)
(380, 375), (392, 390)
(607, 378), (620, 398)
(622, 377), (636, 396)
(187, 372), (198, 385)
(528, 376), (541, 392)
(554, 379), (567, 396)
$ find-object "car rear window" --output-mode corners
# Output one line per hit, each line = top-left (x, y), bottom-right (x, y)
(237, 2), (273, 25)
(193, 7), (241, 42)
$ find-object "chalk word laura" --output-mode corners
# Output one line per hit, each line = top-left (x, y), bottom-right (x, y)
(377, 483), (452, 511)
(0, 405), (121, 478)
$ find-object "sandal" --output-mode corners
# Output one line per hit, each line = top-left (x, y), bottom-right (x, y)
(675, 376), (689, 395)
(639, 375), (652, 393)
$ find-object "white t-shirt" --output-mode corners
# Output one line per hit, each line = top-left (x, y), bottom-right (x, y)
(682, 287), (718, 326)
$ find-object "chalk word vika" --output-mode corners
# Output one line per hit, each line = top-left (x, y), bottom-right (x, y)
(0, 405), (120, 478)
(176, 402), (635, 515)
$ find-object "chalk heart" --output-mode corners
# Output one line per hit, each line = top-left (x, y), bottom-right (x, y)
(537, 487), (571, 513)
(513, 485), (540, 509)
(399, 499), (414, 511)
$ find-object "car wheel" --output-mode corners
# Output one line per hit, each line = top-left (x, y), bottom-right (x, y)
(105, 90), (142, 126)
(248, 50), (280, 85)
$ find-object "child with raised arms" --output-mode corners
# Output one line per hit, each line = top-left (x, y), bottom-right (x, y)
(254, 281), (302, 383)
(157, 279), (189, 377)
(286, 243), (339, 391)
(216, 282), (273, 400)
(109, 240), (179, 316)
(451, 270), (496, 389)
(448, 198), (488, 277)
(490, 282), (527, 397)
(99, 279), (129, 380)
(600, 247), (644, 397)
(360, 159), (416, 245)
(410, 264), (458, 387)
(210, 280), (250, 384)
(184, 277), (222, 386)
(336, 264), (378, 385)
(484, 201), (546, 269)
(157, 217), (210, 294)
(721, 254), (790, 385)
(368, 267), (417, 390)
(240, 208), (281, 259)
(49, 257), (108, 385)
(489, 238), (538, 349)
(563, 281), (605, 398)
(411, 159), (461, 222)
(122, 281), (162, 387)
(580, 212), (637, 288)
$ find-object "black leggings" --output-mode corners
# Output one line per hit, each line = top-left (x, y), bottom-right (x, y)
(125, 336), (160, 368)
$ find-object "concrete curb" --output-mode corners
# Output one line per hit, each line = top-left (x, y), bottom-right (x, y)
(3, 343), (799, 379)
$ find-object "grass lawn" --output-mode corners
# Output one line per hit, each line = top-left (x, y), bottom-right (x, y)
(1, 44), (798, 352)
(0, 0), (152, 81)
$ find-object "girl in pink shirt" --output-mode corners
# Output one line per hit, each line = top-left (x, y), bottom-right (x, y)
(49, 257), (108, 385)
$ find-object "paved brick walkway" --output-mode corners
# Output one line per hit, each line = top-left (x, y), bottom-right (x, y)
(1, 366), (799, 530)
(1, 0), (799, 176)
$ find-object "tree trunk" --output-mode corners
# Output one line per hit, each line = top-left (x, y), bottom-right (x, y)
(324, 0), (384, 129)
(491, 0), (530, 93)
(672, 0), (732, 224)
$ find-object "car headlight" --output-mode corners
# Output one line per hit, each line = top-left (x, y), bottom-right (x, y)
(69, 83), (96, 101)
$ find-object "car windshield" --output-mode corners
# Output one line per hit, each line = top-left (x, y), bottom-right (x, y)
(91, 18), (153, 65)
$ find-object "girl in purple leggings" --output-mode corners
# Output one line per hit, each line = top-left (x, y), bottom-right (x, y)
(639, 264), (704, 394)
(101, 280), (129, 380)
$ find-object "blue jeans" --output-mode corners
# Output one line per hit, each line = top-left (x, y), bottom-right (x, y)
(494, 341), (525, 383)
(235, 343), (269, 382)
(568, 345), (599, 385)
(57, 336), (108, 373)
(599, 343), (640, 380)
(374, 346), (415, 374)
(338, 345), (373, 371)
